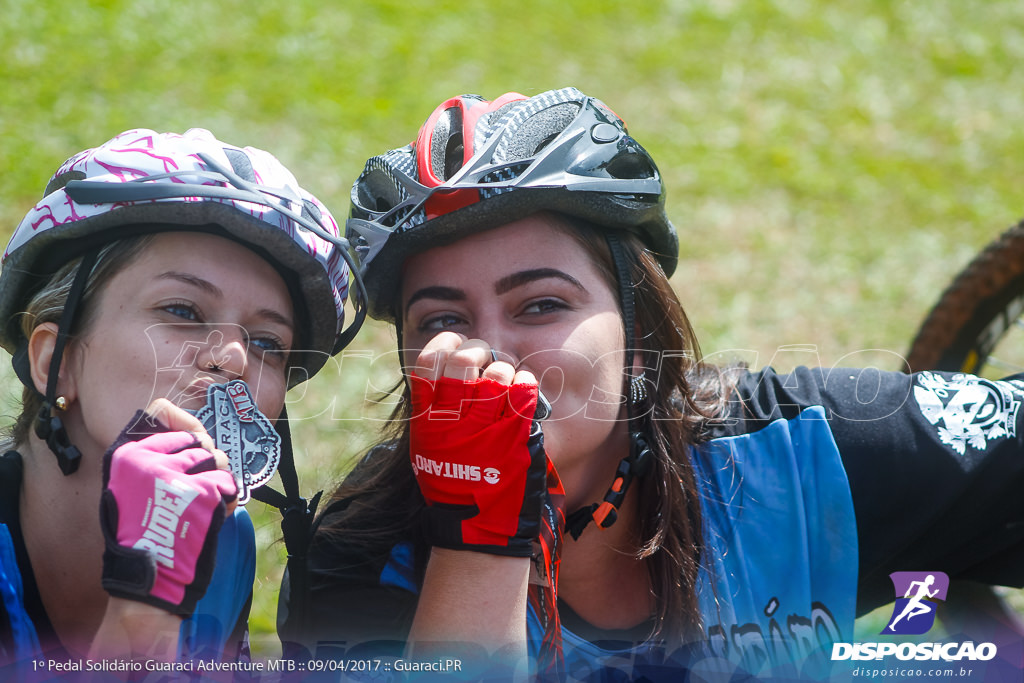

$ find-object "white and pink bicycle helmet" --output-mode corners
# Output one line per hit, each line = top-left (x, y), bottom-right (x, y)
(1, 128), (365, 388)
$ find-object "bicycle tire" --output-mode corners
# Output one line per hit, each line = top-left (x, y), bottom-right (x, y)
(906, 218), (1024, 374)
(904, 218), (1024, 638)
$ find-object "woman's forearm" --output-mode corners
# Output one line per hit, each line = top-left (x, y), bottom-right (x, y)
(88, 598), (182, 663)
(407, 547), (531, 667)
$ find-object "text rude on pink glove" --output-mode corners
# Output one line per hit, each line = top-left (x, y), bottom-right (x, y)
(99, 410), (237, 615)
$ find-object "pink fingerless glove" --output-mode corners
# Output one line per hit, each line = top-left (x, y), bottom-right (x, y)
(99, 411), (237, 615)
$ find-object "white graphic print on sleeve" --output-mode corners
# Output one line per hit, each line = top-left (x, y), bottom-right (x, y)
(913, 371), (1024, 455)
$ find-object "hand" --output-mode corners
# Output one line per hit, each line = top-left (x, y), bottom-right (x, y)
(408, 332), (556, 556)
(99, 399), (237, 615)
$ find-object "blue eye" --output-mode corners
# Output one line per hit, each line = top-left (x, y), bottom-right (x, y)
(249, 336), (285, 353)
(163, 302), (200, 321)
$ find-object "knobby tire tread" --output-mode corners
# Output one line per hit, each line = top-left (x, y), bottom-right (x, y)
(906, 219), (1024, 372)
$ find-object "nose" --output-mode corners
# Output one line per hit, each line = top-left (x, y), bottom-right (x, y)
(196, 326), (248, 379)
(473, 319), (520, 369)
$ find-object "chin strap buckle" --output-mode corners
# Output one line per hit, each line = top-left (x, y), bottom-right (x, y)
(566, 431), (653, 539)
(35, 404), (82, 475)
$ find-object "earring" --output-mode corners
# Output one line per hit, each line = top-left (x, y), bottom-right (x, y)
(55, 396), (68, 411)
(629, 373), (647, 405)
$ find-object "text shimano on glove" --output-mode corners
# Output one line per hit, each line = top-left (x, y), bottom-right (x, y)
(409, 374), (550, 556)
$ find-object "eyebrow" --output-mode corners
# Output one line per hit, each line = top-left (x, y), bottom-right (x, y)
(405, 285), (467, 309)
(156, 271), (295, 330)
(158, 270), (221, 296)
(405, 269), (586, 310)
(494, 268), (585, 295)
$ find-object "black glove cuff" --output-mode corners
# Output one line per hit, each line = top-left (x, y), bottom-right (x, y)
(101, 543), (192, 615)
(424, 504), (535, 557)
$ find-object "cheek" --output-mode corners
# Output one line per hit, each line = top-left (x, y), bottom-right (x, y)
(76, 337), (154, 398)
(576, 356), (627, 423)
(254, 377), (288, 420)
(544, 326), (625, 411)
(531, 350), (625, 431)
(71, 346), (160, 449)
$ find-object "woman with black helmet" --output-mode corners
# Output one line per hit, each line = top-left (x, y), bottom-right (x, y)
(285, 87), (1024, 681)
(0, 128), (362, 674)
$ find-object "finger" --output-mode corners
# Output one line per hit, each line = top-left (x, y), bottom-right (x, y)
(507, 370), (541, 420)
(481, 360), (516, 385)
(145, 398), (215, 452)
(186, 454), (239, 494)
(210, 464), (238, 497)
(512, 369), (538, 385)
(183, 447), (228, 474)
(411, 331), (466, 381)
(442, 339), (492, 381)
(205, 448), (240, 500)
(211, 448), (230, 472)
(187, 463), (239, 508)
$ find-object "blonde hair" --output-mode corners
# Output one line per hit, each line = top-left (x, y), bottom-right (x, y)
(6, 236), (155, 446)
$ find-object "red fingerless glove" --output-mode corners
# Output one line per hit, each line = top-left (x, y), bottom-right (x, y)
(99, 411), (238, 615)
(409, 373), (551, 556)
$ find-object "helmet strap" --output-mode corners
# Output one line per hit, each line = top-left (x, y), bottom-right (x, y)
(564, 233), (652, 539)
(34, 248), (98, 476)
(250, 406), (322, 643)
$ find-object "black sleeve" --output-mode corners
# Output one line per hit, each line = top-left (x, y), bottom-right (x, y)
(722, 366), (1024, 615)
(224, 591), (252, 661)
(278, 497), (422, 660)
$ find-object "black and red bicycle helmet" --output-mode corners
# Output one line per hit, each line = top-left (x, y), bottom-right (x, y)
(346, 86), (679, 320)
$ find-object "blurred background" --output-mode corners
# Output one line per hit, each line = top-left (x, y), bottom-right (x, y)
(3, 0), (1022, 656)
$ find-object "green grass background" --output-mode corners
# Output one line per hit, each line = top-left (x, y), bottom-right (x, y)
(2, 0), (1023, 657)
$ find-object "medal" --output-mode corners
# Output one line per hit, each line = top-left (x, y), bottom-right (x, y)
(192, 380), (281, 504)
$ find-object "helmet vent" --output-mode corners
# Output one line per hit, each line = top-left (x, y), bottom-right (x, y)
(431, 107), (465, 181)
(503, 102), (580, 162)
(355, 155), (411, 216)
(223, 148), (256, 182)
(603, 148), (656, 180)
(443, 133), (464, 180)
(44, 170), (85, 197)
(534, 132), (560, 155)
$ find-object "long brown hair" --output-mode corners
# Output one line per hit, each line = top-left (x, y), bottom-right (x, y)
(316, 213), (735, 645)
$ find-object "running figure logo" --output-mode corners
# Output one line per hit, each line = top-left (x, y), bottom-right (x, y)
(882, 571), (950, 635)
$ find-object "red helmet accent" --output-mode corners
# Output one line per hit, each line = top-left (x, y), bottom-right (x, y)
(346, 87), (677, 320)
(416, 93), (530, 219)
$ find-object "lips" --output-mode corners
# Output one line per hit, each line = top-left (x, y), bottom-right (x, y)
(175, 375), (219, 411)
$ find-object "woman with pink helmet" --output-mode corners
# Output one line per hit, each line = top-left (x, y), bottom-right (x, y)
(0, 128), (363, 673)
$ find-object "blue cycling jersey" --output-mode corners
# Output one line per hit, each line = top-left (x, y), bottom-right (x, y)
(0, 455), (255, 677)
(529, 406), (858, 681)
(287, 366), (1024, 682)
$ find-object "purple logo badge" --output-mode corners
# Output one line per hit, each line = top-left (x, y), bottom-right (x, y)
(881, 571), (950, 635)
